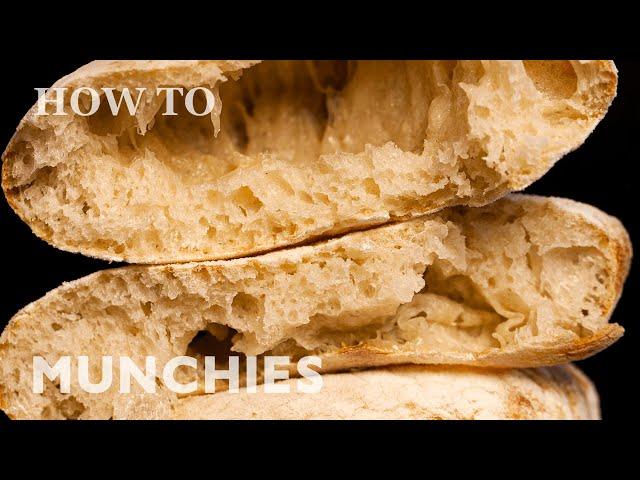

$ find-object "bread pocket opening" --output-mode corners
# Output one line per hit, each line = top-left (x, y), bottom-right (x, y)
(84, 61), (462, 179)
(523, 60), (578, 100)
(181, 324), (291, 397)
(272, 237), (616, 361)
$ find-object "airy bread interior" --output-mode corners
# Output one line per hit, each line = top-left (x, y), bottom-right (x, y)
(2, 60), (617, 263)
(0, 195), (629, 419)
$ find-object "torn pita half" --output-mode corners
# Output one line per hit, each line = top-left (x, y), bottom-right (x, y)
(0, 195), (630, 419)
(2, 60), (617, 263)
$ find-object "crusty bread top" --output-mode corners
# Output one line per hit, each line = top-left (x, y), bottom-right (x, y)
(162, 365), (601, 420)
(1, 60), (618, 263)
(0, 195), (629, 419)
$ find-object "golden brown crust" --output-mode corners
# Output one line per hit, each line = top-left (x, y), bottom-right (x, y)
(317, 323), (624, 372)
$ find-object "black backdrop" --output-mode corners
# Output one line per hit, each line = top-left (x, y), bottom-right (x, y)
(0, 59), (638, 422)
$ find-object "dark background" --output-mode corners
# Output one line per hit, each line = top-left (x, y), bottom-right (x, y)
(0, 58), (637, 423)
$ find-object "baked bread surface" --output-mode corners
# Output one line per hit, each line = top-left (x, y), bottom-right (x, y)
(1, 60), (617, 263)
(172, 364), (600, 420)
